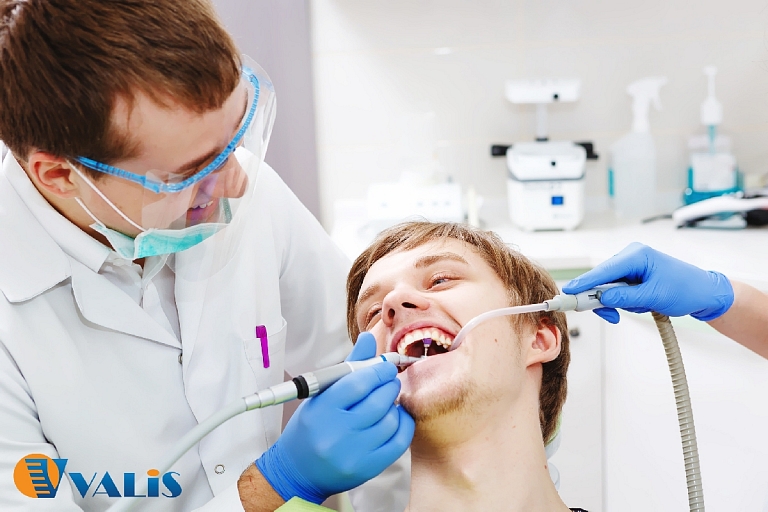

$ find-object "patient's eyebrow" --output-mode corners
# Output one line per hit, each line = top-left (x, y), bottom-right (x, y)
(356, 283), (381, 311)
(413, 252), (469, 269)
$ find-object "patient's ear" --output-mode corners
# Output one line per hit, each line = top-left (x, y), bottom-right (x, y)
(525, 318), (561, 366)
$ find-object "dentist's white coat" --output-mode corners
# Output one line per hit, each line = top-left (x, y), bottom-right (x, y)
(0, 152), (409, 511)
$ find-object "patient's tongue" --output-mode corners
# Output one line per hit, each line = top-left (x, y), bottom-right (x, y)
(405, 340), (425, 358)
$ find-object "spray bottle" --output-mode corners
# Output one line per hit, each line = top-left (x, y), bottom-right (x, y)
(609, 76), (667, 221)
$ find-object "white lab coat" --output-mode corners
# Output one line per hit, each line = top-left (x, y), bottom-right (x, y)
(0, 154), (409, 511)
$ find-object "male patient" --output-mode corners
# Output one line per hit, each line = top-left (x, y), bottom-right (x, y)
(346, 221), (587, 512)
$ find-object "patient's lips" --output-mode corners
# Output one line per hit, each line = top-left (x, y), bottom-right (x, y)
(396, 327), (454, 358)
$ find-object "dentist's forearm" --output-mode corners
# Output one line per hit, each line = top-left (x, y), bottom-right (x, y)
(707, 281), (768, 359)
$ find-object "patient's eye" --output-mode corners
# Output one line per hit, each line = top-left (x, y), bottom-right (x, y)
(364, 305), (382, 327)
(429, 272), (457, 288)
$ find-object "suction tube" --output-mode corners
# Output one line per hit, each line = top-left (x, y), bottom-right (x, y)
(652, 312), (705, 511)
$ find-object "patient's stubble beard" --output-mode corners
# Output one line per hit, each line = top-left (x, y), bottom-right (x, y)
(399, 370), (493, 425)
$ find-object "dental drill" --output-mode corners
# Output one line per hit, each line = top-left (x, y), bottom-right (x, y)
(106, 352), (422, 512)
(448, 282), (705, 512)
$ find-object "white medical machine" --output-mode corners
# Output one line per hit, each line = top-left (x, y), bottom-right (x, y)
(366, 180), (464, 231)
(492, 79), (597, 231)
(364, 112), (464, 232)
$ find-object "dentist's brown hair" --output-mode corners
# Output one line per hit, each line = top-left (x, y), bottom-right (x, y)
(0, 0), (240, 176)
(346, 221), (569, 445)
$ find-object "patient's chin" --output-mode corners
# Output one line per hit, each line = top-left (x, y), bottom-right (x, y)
(399, 380), (472, 423)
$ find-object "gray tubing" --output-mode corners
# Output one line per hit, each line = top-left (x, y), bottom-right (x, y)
(652, 312), (705, 512)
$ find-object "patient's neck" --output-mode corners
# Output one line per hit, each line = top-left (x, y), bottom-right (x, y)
(405, 390), (569, 512)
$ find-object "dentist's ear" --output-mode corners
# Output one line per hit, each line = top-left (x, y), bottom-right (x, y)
(525, 319), (561, 366)
(26, 151), (80, 198)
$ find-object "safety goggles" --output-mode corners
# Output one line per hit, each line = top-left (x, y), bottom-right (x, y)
(74, 59), (263, 195)
(71, 54), (275, 241)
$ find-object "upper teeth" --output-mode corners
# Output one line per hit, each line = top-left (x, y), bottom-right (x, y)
(192, 201), (214, 210)
(396, 328), (453, 355)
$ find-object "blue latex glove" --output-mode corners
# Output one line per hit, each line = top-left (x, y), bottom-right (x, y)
(562, 242), (734, 324)
(256, 332), (414, 504)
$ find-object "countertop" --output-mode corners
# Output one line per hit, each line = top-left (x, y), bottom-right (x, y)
(330, 203), (768, 291)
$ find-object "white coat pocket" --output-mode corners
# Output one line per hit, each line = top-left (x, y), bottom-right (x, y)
(242, 318), (288, 446)
(243, 318), (287, 391)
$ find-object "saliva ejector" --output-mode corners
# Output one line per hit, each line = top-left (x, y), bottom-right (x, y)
(109, 283), (705, 512)
(449, 282), (705, 512)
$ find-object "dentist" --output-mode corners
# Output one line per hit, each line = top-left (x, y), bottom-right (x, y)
(0, 1), (411, 511)
(563, 242), (768, 358)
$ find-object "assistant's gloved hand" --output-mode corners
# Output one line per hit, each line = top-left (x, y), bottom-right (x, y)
(562, 242), (734, 324)
(256, 332), (414, 504)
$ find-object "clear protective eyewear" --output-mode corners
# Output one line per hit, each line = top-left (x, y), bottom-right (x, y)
(72, 54), (275, 240)
(74, 63), (262, 195)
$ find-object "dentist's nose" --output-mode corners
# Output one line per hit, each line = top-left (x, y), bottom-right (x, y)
(382, 285), (430, 327)
(199, 156), (248, 199)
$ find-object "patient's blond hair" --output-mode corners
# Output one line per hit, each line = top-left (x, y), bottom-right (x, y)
(346, 221), (569, 444)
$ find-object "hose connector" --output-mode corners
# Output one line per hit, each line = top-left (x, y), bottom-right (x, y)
(546, 282), (630, 312)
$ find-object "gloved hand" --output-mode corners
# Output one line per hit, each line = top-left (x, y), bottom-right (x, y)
(562, 242), (734, 324)
(256, 332), (414, 504)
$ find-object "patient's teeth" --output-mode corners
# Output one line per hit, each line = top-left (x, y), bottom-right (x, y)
(397, 327), (456, 356)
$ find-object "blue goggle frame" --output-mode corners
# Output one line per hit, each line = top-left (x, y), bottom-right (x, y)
(74, 66), (260, 194)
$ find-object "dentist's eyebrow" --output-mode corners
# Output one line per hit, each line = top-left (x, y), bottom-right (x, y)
(173, 89), (249, 175)
(413, 252), (469, 269)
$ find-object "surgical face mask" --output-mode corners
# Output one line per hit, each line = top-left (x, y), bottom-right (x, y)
(72, 164), (233, 260)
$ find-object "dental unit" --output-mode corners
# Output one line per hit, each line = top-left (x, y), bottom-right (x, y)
(108, 283), (705, 512)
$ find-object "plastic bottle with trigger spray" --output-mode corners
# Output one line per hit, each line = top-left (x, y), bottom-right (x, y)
(609, 76), (667, 221)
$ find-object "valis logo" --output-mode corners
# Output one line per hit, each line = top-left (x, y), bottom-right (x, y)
(14, 454), (182, 500)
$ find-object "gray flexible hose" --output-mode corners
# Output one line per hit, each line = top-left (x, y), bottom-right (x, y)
(652, 312), (705, 512)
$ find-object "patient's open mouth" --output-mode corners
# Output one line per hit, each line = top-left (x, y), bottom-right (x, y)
(396, 328), (453, 359)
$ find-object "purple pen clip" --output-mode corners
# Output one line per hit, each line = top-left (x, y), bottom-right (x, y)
(256, 325), (270, 369)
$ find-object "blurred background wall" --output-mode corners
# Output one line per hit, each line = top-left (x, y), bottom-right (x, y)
(213, 0), (321, 218)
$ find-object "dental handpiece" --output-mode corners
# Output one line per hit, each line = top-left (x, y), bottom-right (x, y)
(449, 283), (629, 351)
(106, 352), (422, 512)
(244, 352), (423, 411)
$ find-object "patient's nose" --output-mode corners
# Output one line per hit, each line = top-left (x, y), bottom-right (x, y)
(382, 286), (429, 326)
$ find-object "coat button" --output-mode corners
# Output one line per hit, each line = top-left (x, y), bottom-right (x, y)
(178, 353), (183, 364)
(214, 464), (225, 474)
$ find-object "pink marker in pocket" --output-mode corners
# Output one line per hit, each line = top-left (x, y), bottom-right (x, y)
(256, 325), (270, 369)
